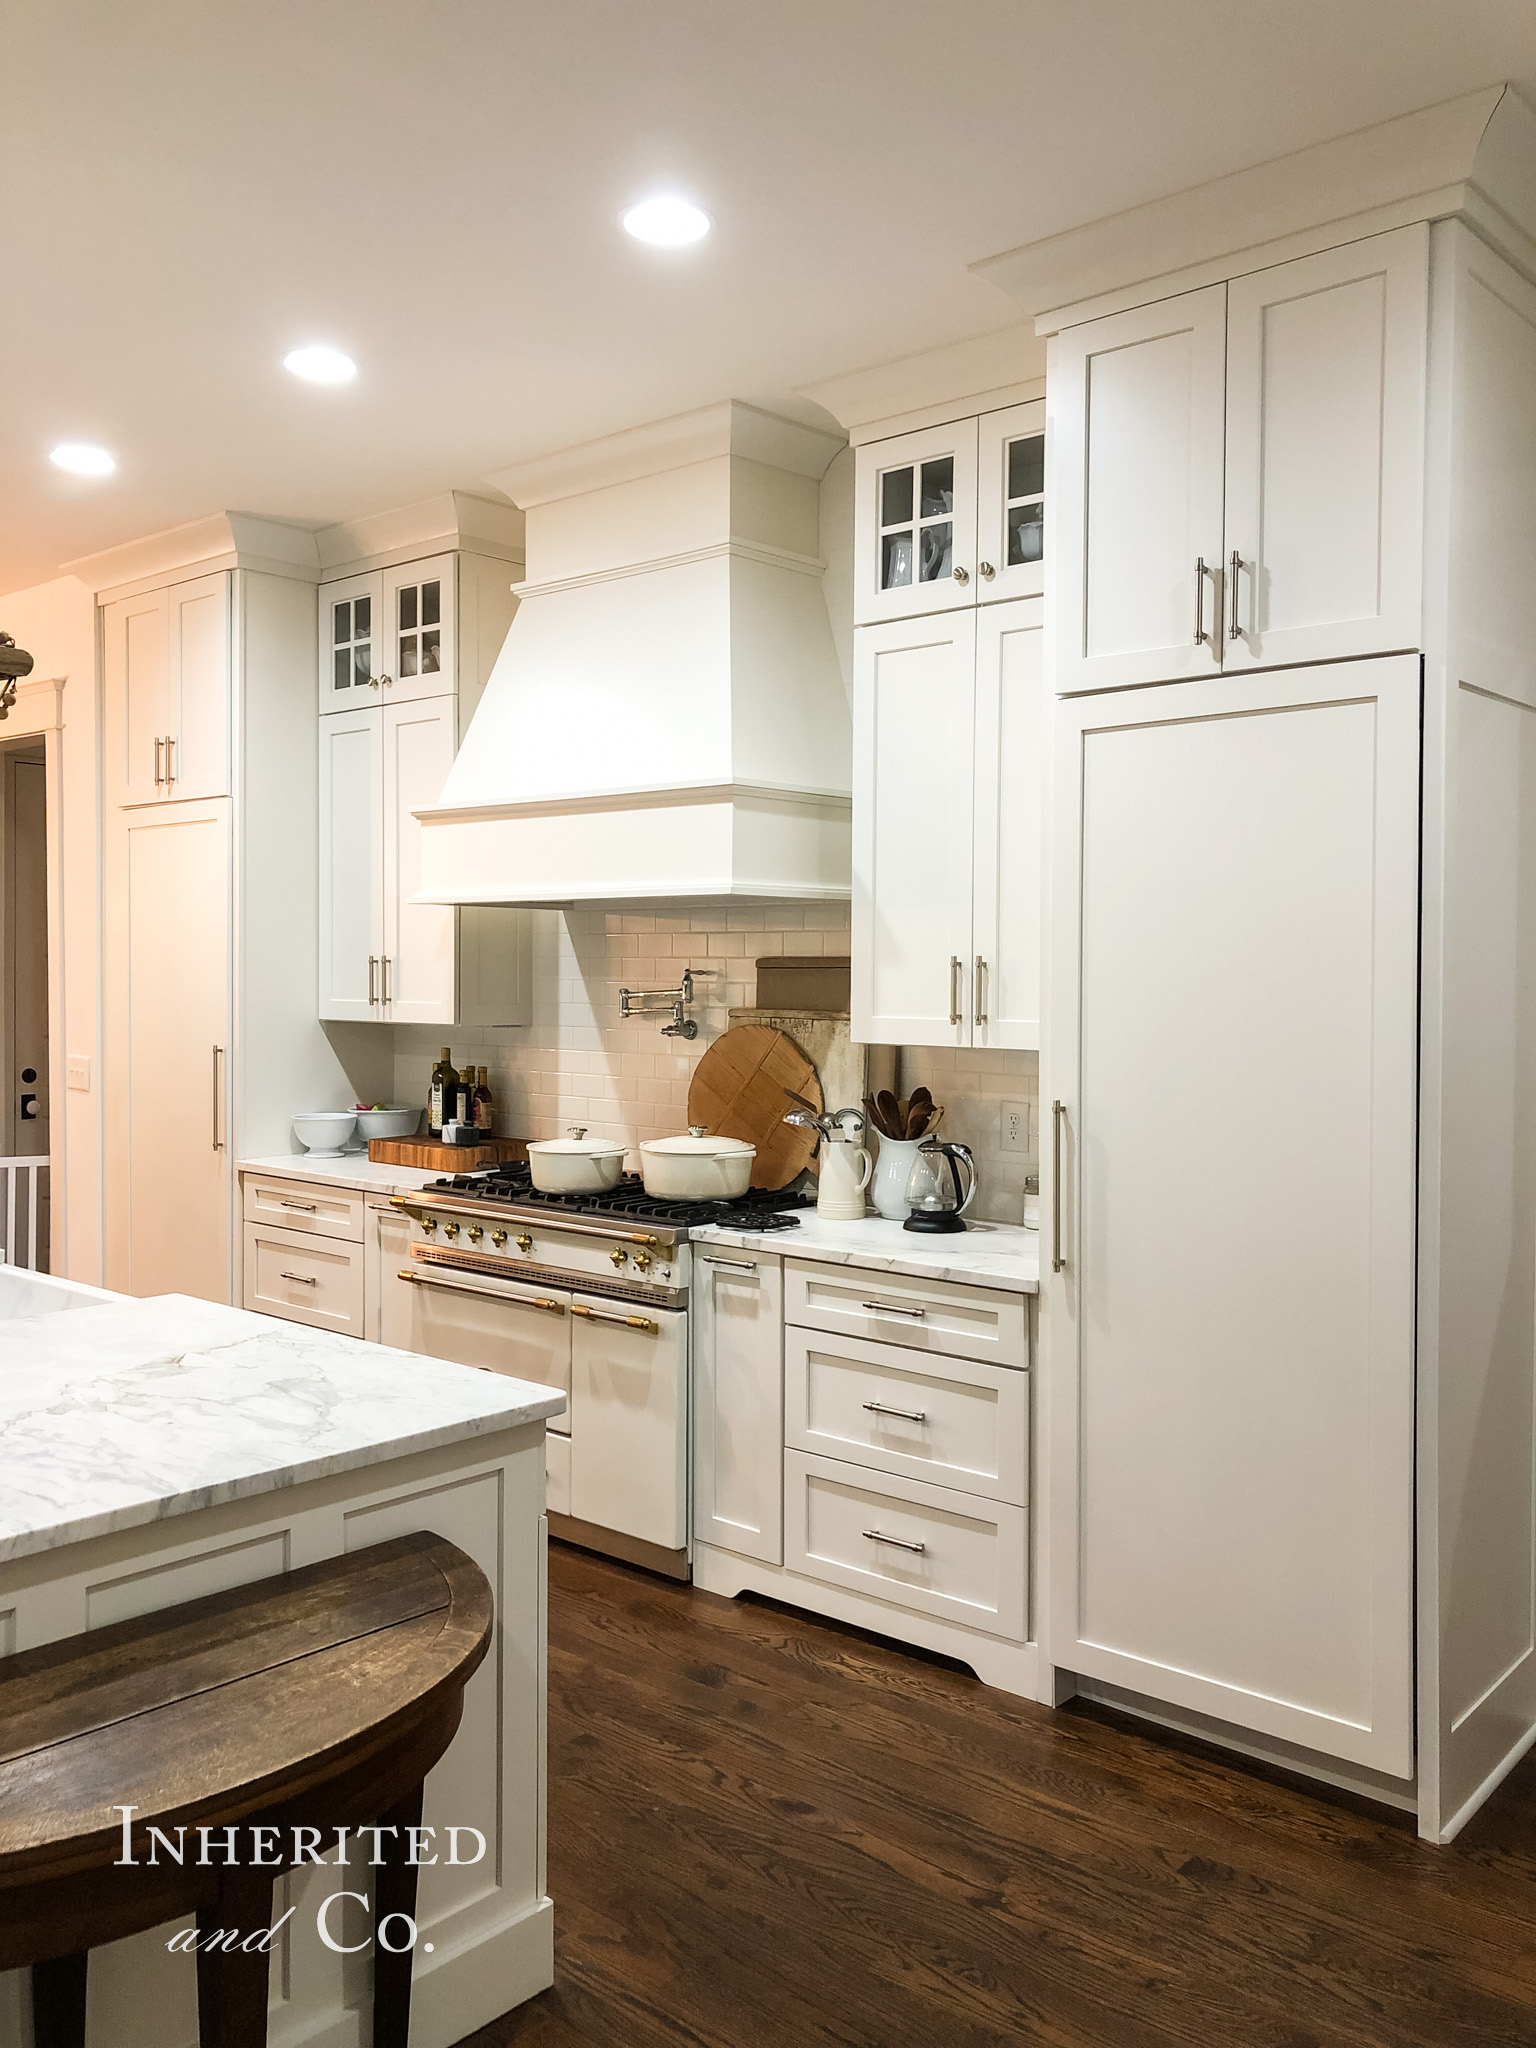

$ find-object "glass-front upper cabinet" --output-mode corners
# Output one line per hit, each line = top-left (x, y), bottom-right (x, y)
(978, 400), (1045, 603)
(854, 402), (1044, 625)
(318, 554), (457, 712)
(854, 421), (978, 625)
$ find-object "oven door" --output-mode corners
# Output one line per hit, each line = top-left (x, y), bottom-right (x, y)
(384, 1259), (572, 1435)
(569, 1290), (687, 1551)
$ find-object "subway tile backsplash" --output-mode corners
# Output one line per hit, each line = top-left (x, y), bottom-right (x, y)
(393, 906), (1037, 1224)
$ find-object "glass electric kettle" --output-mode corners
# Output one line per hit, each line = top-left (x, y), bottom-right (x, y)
(902, 1140), (978, 1233)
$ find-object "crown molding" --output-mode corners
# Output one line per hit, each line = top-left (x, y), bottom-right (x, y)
(798, 325), (1047, 440)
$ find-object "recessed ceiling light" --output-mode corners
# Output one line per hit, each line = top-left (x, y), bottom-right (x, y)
(621, 196), (712, 247)
(49, 442), (116, 476)
(283, 345), (357, 384)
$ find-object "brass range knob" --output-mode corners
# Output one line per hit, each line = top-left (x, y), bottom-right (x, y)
(516, 1233), (533, 1254)
(443, 1220), (460, 1241)
(610, 1248), (629, 1268)
(420, 1216), (438, 1235)
(491, 1230), (508, 1249)
(633, 1250), (653, 1273)
(467, 1224), (483, 1245)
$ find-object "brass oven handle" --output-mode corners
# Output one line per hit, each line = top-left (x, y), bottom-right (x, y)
(388, 1196), (660, 1248)
(1051, 1099), (1066, 1275)
(570, 1304), (658, 1334)
(397, 1268), (566, 1313)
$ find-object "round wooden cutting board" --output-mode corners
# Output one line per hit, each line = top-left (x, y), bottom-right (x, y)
(686, 1024), (823, 1189)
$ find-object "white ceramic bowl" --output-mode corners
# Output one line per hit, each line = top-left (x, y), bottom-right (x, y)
(527, 1127), (627, 1194)
(292, 1111), (358, 1157)
(639, 1128), (756, 1202)
(354, 1107), (422, 1142)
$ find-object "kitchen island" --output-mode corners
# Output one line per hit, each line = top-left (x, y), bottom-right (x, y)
(0, 1281), (563, 2048)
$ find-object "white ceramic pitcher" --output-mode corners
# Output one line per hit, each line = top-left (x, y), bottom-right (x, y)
(871, 1135), (922, 1221)
(817, 1125), (873, 1221)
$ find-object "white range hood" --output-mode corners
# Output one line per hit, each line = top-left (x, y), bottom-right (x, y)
(414, 402), (852, 906)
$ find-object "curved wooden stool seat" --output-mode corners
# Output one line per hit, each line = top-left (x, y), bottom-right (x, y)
(0, 1530), (493, 2048)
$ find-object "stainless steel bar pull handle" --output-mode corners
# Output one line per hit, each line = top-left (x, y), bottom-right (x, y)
(368, 955), (378, 1005)
(974, 955), (987, 1028)
(1051, 1099), (1066, 1274)
(863, 1401), (928, 1424)
(164, 736), (175, 783)
(861, 1299), (925, 1318)
(704, 1257), (759, 1275)
(863, 1528), (926, 1555)
(153, 737), (164, 786)
(279, 1199), (317, 1212)
(1228, 549), (1243, 641)
(949, 955), (963, 1027)
(212, 1045), (225, 1151)
(381, 954), (392, 1004)
(279, 1271), (318, 1286)
(1193, 557), (1210, 645)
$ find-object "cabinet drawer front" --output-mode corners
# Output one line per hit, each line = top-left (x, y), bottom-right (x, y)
(242, 1175), (367, 1241)
(786, 1260), (1026, 1367)
(544, 1429), (572, 1518)
(784, 1450), (1026, 1640)
(785, 1329), (1027, 1504)
(242, 1222), (364, 1336)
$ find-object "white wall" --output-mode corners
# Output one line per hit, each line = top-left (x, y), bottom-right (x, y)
(0, 576), (99, 1280)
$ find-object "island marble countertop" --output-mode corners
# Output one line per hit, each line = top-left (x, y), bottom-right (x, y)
(239, 1153), (444, 1196)
(692, 1212), (1040, 1293)
(0, 1293), (565, 1565)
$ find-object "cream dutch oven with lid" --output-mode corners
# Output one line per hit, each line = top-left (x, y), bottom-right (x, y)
(526, 1126), (627, 1193)
(639, 1126), (756, 1201)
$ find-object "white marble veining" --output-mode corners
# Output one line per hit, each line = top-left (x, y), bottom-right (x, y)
(0, 1292), (564, 1564)
(239, 1153), (445, 1196)
(693, 1211), (1039, 1293)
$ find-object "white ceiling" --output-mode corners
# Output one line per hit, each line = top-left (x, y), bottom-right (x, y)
(6, 0), (1536, 592)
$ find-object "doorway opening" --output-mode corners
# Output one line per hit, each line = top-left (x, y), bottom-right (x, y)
(1, 734), (49, 1268)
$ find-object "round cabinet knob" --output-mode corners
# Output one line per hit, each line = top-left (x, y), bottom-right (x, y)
(952, 566), (970, 586)
(516, 1233), (533, 1254)
(467, 1224), (483, 1245)
(978, 561), (995, 580)
(610, 1248), (629, 1268)
(491, 1229), (508, 1248)
(443, 1221), (460, 1241)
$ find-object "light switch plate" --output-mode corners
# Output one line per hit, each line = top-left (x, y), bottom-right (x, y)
(1000, 1100), (1030, 1153)
(67, 1054), (91, 1092)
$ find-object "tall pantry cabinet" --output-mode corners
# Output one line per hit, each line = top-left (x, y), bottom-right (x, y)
(94, 518), (356, 1303)
(1037, 90), (1536, 1840)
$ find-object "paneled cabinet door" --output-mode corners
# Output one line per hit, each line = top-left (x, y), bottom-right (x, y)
(1046, 654), (1419, 1774)
(382, 554), (457, 706)
(103, 798), (233, 1303)
(381, 697), (458, 1024)
(164, 572), (231, 800)
(1051, 283), (1228, 696)
(318, 707), (384, 1021)
(852, 612), (977, 1047)
(692, 1248), (785, 1563)
(971, 599), (1043, 1050)
(854, 419), (979, 625)
(103, 588), (170, 807)
(977, 401), (1046, 603)
(1223, 225), (1427, 672)
(318, 570), (385, 713)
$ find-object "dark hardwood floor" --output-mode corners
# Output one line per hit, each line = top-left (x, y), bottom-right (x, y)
(472, 1542), (1536, 2048)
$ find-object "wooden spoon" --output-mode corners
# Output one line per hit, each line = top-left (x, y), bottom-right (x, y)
(877, 1089), (902, 1139)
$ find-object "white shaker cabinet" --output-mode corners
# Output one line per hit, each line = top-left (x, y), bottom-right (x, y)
(103, 798), (233, 1302)
(853, 402), (1044, 626)
(102, 571), (231, 806)
(692, 1246), (785, 1564)
(1046, 655), (1420, 1775)
(319, 552), (458, 713)
(318, 706), (383, 1020)
(1051, 227), (1427, 696)
(852, 598), (1042, 1049)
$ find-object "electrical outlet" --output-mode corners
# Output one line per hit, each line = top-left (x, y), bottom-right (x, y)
(1000, 1101), (1030, 1153)
(67, 1054), (91, 1092)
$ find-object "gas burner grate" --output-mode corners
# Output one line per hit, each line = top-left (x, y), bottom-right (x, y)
(425, 1164), (810, 1230)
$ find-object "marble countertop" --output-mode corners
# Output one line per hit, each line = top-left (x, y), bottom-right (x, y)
(0, 1293), (565, 1565)
(239, 1153), (444, 1196)
(693, 1211), (1039, 1294)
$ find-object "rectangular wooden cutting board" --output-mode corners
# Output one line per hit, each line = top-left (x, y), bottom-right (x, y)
(368, 1136), (529, 1169)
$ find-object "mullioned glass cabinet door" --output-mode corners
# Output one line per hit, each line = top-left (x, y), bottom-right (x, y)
(853, 420), (979, 626)
(977, 400), (1045, 603)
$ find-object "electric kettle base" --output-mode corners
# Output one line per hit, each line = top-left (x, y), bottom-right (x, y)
(903, 1212), (969, 1233)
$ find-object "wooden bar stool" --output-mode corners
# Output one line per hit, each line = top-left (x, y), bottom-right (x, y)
(0, 1530), (493, 2048)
